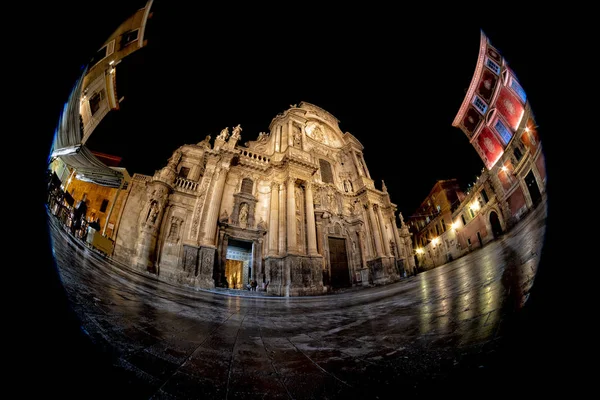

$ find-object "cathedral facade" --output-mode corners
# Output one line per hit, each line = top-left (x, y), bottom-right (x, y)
(113, 102), (414, 296)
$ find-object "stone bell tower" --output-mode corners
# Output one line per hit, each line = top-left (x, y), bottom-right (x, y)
(133, 147), (181, 272)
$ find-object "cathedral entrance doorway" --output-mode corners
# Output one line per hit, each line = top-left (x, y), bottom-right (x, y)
(223, 238), (253, 290)
(328, 237), (350, 288)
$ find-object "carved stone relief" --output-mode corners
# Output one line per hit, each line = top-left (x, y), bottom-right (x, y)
(167, 216), (184, 242)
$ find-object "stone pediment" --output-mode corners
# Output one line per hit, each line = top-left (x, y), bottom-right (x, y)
(341, 132), (364, 149)
(244, 131), (272, 153)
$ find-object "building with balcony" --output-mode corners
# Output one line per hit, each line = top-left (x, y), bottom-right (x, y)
(452, 30), (547, 230)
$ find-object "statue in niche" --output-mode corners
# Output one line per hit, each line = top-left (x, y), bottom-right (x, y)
(295, 186), (303, 209)
(219, 209), (229, 223)
(348, 180), (353, 192)
(326, 191), (335, 209)
(239, 203), (248, 228)
(147, 201), (159, 224)
(217, 127), (229, 141)
(343, 180), (349, 193)
(167, 216), (182, 241)
(197, 135), (211, 149)
(257, 132), (268, 142)
(293, 126), (302, 148)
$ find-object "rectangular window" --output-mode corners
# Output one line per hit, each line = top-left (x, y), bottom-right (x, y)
(467, 238), (472, 246)
(461, 214), (466, 225)
(509, 76), (527, 103)
(514, 147), (523, 162)
(485, 57), (501, 74)
(494, 118), (513, 145)
(120, 29), (139, 49)
(470, 208), (475, 218)
(481, 189), (489, 204)
(178, 167), (190, 179)
(472, 95), (488, 115)
(89, 90), (104, 115)
(88, 40), (115, 68)
(319, 159), (334, 184)
(442, 220), (446, 232)
(100, 199), (109, 213)
(435, 225), (440, 235)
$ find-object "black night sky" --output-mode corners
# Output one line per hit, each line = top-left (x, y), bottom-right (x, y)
(23, 1), (569, 396)
(44, 1), (553, 218)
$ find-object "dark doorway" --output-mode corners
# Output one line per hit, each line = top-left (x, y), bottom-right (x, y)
(525, 169), (542, 206)
(489, 211), (503, 239)
(328, 237), (350, 288)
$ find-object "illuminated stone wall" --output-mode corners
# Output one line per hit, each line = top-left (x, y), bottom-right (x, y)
(112, 102), (414, 295)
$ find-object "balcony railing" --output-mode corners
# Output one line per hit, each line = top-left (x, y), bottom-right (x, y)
(175, 177), (198, 192)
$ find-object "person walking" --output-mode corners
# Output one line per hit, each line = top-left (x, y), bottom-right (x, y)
(71, 194), (88, 238)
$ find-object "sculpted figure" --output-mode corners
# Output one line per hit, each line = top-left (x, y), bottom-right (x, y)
(217, 127), (229, 141)
(198, 135), (211, 149)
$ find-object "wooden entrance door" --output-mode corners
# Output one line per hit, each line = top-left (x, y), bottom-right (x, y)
(328, 237), (350, 288)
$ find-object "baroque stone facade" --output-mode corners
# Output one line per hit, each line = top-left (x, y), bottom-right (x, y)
(113, 102), (414, 296)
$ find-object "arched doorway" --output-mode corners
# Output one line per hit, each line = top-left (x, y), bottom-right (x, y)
(489, 211), (503, 239)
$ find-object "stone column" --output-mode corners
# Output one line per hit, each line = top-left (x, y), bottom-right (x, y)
(286, 178), (297, 253)
(278, 183), (286, 255)
(392, 216), (403, 258)
(288, 120), (293, 147)
(305, 182), (318, 255)
(352, 151), (364, 177)
(202, 166), (229, 245)
(268, 182), (279, 256)
(357, 229), (367, 268)
(360, 153), (372, 179)
(253, 238), (263, 283)
(368, 203), (383, 257)
(275, 126), (281, 152)
(218, 233), (229, 287)
(376, 205), (391, 256)
(284, 262), (291, 297)
(316, 221), (323, 256)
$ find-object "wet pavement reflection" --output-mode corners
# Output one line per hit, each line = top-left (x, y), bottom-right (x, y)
(46, 203), (547, 399)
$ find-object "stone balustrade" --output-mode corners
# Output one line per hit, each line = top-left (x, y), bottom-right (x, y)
(175, 177), (198, 192)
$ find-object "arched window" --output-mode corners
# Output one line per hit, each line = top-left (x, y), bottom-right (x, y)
(241, 178), (253, 194)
